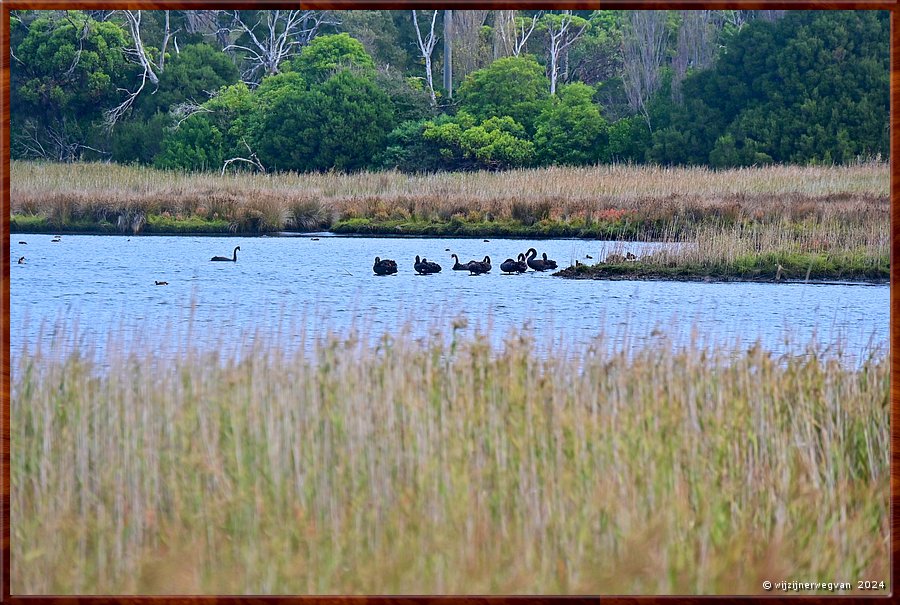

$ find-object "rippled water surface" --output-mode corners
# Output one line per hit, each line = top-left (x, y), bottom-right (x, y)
(10, 233), (888, 360)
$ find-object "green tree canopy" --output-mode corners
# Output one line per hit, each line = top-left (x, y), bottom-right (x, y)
(289, 33), (375, 83)
(534, 83), (610, 166)
(457, 56), (551, 135)
(139, 43), (239, 117)
(254, 70), (395, 172)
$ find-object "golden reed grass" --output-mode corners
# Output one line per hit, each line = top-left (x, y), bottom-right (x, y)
(10, 161), (888, 231)
(12, 320), (889, 594)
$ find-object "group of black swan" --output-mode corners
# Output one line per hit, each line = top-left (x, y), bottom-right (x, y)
(375, 248), (556, 276)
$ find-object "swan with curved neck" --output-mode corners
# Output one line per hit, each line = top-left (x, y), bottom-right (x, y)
(468, 255), (491, 275)
(211, 246), (240, 262)
(450, 254), (470, 271)
(541, 252), (558, 270)
(525, 248), (550, 271)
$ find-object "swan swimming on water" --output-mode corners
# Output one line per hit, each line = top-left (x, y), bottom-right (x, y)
(373, 257), (398, 275)
(211, 246), (240, 262)
(414, 255), (442, 274)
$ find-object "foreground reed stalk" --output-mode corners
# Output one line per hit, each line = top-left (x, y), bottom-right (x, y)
(12, 326), (889, 594)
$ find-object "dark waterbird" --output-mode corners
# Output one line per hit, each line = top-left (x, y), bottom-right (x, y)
(500, 253), (528, 274)
(468, 256), (491, 275)
(525, 248), (553, 272)
(450, 254), (471, 271)
(18, 241), (26, 245)
(17, 256), (25, 264)
(541, 252), (558, 270)
(414, 255), (442, 275)
(211, 246), (240, 262)
(373, 257), (398, 275)
(155, 280), (168, 286)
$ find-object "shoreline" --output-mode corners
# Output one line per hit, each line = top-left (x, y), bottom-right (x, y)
(554, 262), (889, 284)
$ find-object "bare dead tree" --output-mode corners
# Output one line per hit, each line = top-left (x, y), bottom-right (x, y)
(452, 10), (490, 81)
(157, 10), (179, 72)
(672, 11), (722, 103)
(492, 10), (516, 59)
(222, 139), (266, 175)
(622, 10), (669, 130)
(104, 10), (165, 130)
(512, 12), (541, 57)
(170, 100), (214, 128)
(222, 10), (336, 83)
(544, 11), (589, 95)
(412, 10), (440, 105)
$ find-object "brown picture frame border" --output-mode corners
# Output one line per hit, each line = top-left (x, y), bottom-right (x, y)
(0, 2), (895, 602)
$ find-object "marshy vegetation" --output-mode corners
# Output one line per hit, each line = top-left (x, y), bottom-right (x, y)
(10, 160), (887, 239)
(558, 220), (889, 282)
(12, 321), (889, 594)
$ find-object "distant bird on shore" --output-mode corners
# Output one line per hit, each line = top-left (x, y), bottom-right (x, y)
(625, 252), (637, 261)
(373, 257), (398, 275)
(17, 256), (25, 264)
(155, 281), (168, 286)
(414, 255), (441, 274)
(211, 246), (240, 262)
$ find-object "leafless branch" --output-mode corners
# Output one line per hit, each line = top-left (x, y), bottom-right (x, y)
(412, 10), (440, 105)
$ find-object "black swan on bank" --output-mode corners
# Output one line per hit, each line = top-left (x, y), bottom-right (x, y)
(373, 257), (398, 275)
(211, 246), (240, 262)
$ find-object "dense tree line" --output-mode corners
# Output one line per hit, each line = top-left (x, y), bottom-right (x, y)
(10, 9), (888, 172)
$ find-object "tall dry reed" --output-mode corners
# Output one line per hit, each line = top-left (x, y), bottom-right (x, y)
(10, 161), (889, 233)
(12, 321), (889, 594)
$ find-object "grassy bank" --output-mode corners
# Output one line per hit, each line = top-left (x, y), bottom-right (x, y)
(10, 161), (888, 239)
(13, 323), (888, 594)
(556, 221), (889, 283)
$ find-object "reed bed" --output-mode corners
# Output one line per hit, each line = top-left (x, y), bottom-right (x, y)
(12, 321), (889, 594)
(10, 161), (888, 235)
(567, 218), (890, 281)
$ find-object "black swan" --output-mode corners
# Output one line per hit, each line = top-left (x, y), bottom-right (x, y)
(17, 256), (25, 264)
(373, 257), (398, 275)
(516, 253), (528, 273)
(541, 252), (558, 270)
(468, 256), (491, 275)
(451, 254), (470, 271)
(155, 280), (168, 286)
(501, 254), (526, 274)
(414, 255), (442, 274)
(211, 246), (240, 262)
(500, 257), (520, 274)
(18, 241), (26, 245)
(525, 248), (551, 272)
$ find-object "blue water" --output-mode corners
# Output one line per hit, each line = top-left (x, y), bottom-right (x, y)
(9, 233), (888, 362)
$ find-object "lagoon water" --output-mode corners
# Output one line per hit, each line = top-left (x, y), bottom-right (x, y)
(10, 233), (888, 362)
